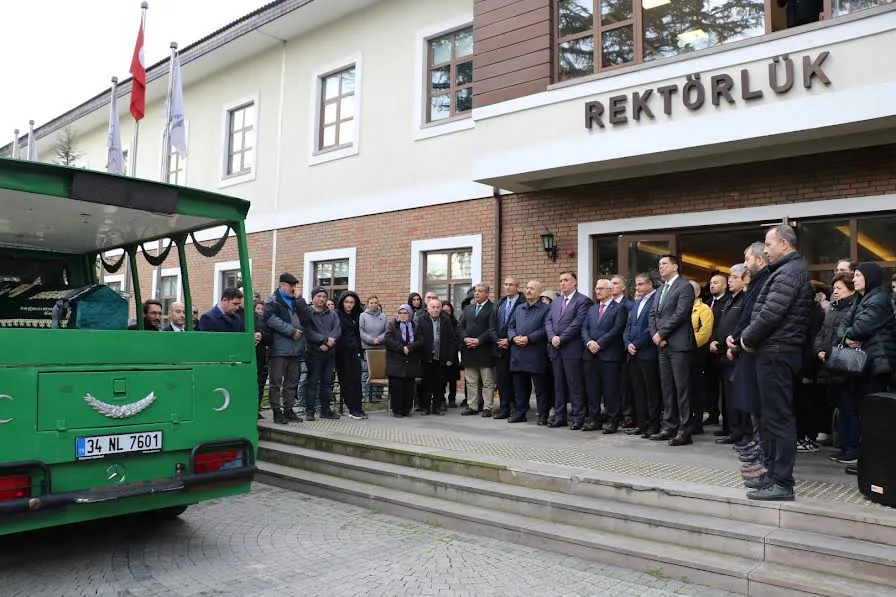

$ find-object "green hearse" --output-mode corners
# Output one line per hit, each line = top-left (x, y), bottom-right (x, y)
(0, 158), (256, 535)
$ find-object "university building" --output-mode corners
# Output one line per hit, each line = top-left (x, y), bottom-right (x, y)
(10, 0), (896, 315)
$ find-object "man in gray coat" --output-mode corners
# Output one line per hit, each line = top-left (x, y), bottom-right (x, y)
(263, 272), (307, 425)
(648, 255), (697, 445)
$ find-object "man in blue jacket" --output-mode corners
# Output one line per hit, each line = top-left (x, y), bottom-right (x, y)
(624, 273), (662, 437)
(199, 287), (244, 333)
(508, 280), (551, 424)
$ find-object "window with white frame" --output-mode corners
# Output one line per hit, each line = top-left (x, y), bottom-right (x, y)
(410, 235), (482, 303)
(309, 55), (361, 166)
(213, 260), (250, 308)
(225, 102), (254, 177)
(151, 267), (182, 326)
(303, 248), (356, 300)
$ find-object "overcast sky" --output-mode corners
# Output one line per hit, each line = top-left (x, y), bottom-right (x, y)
(0, 0), (270, 142)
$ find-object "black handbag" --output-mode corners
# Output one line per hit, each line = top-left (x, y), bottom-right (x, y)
(827, 335), (868, 375)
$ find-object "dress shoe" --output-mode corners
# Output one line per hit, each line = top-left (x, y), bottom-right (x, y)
(392, 412), (404, 418)
(582, 421), (600, 432)
(669, 434), (692, 446)
(419, 410), (430, 416)
(570, 422), (583, 431)
(715, 436), (736, 445)
(320, 412), (340, 420)
(481, 409), (493, 418)
(649, 431), (675, 441)
(620, 418), (635, 429)
(747, 483), (794, 501)
(690, 426), (704, 436)
(508, 412), (527, 423)
(626, 427), (647, 436)
(493, 409), (510, 420)
(742, 466), (768, 479)
(461, 407), (478, 416)
(703, 416), (720, 426)
(845, 463), (858, 475)
(602, 424), (618, 435)
(713, 429), (729, 437)
(429, 408), (445, 416)
(304, 412), (316, 422)
(548, 420), (568, 428)
(537, 416), (548, 426)
(735, 439), (756, 450)
(447, 401), (458, 408)
(741, 462), (765, 473)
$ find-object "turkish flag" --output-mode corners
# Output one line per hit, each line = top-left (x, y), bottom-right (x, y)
(129, 18), (146, 121)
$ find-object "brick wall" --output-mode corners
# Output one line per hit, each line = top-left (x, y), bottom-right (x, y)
(499, 144), (896, 287)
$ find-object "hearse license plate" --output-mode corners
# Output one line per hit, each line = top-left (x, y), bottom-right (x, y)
(76, 431), (163, 460)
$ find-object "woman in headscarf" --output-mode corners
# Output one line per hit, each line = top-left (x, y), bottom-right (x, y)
(335, 291), (365, 420)
(385, 304), (422, 417)
(834, 262), (896, 472)
(441, 301), (461, 407)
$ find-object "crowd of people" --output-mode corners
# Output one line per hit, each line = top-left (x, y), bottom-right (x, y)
(132, 224), (896, 503)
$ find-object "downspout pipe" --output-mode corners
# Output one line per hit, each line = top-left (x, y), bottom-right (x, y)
(493, 187), (502, 287)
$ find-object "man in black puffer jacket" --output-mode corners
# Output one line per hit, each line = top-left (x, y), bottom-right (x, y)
(740, 224), (814, 502)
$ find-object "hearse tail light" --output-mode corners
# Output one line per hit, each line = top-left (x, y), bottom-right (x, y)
(0, 474), (31, 501)
(193, 449), (245, 474)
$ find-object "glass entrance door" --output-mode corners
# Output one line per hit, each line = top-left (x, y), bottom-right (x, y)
(618, 235), (677, 279)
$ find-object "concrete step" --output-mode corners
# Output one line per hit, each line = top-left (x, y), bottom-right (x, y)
(747, 563), (894, 597)
(256, 460), (758, 596)
(259, 440), (775, 559)
(258, 424), (896, 548)
(765, 528), (896, 588)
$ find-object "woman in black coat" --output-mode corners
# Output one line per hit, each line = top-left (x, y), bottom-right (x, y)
(385, 304), (422, 417)
(833, 263), (896, 465)
(335, 291), (365, 419)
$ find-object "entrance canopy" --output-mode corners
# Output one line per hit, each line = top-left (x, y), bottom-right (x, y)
(0, 158), (249, 254)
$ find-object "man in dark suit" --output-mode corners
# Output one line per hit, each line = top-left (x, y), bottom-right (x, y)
(199, 287), (245, 333)
(545, 271), (592, 430)
(418, 298), (458, 415)
(648, 255), (697, 446)
(129, 299), (163, 331)
(611, 274), (636, 428)
(625, 273), (662, 437)
(494, 277), (524, 419)
(705, 271), (731, 428)
(161, 301), (188, 332)
(582, 279), (627, 433)
(508, 280), (551, 424)
(457, 283), (498, 417)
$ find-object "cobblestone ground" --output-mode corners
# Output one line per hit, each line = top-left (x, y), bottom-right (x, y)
(0, 483), (740, 597)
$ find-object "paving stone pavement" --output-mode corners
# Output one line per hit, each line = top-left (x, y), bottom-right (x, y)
(0, 483), (741, 597)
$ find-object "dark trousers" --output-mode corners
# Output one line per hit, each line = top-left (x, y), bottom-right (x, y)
(422, 360), (447, 411)
(722, 370), (746, 440)
(659, 348), (694, 435)
(795, 379), (820, 442)
(620, 359), (633, 420)
(390, 376), (415, 416)
(305, 354), (336, 415)
(268, 356), (299, 409)
(631, 358), (662, 433)
(584, 358), (622, 424)
(706, 358), (723, 422)
(755, 350), (801, 489)
(690, 349), (708, 429)
(256, 354), (268, 409)
(552, 355), (586, 424)
(835, 381), (860, 459)
(495, 352), (514, 412)
(336, 351), (363, 414)
(512, 371), (551, 417)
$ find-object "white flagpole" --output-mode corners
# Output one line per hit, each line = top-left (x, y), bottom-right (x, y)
(27, 120), (36, 161)
(11, 130), (19, 159)
(107, 77), (124, 174)
(154, 41), (178, 301)
(128, 1), (148, 178)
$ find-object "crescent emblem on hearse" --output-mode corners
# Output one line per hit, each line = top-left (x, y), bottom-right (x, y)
(213, 388), (230, 412)
(84, 392), (157, 419)
(0, 394), (12, 424)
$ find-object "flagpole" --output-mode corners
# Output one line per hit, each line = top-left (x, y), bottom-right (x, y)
(11, 130), (19, 159)
(128, 1), (148, 178)
(153, 41), (178, 301)
(108, 77), (121, 172)
(26, 120), (35, 161)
